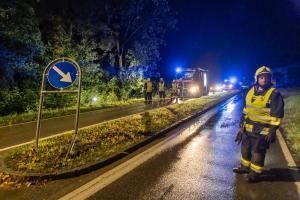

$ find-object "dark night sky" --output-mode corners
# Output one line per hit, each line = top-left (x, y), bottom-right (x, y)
(159, 0), (300, 84)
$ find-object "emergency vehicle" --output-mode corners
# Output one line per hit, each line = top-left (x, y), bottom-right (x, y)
(177, 68), (208, 98)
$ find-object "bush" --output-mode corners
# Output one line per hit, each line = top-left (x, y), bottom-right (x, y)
(0, 88), (35, 115)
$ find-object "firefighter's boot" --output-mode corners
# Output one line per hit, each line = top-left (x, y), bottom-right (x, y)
(233, 165), (250, 174)
(247, 170), (260, 183)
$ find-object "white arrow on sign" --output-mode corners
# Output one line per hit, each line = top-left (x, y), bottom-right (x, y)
(53, 66), (72, 83)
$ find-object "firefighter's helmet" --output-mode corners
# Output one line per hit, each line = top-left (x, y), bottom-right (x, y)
(160, 78), (163, 81)
(254, 66), (272, 82)
(147, 78), (151, 82)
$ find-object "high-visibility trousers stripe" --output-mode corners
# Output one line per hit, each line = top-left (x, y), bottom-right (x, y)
(240, 156), (250, 167)
(250, 162), (263, 173)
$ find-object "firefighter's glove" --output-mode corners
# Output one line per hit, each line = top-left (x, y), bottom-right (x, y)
(265, 131), (276, 144)
(235, 129), (243, 145)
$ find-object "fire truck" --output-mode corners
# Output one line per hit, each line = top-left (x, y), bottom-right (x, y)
(177, 68), (208, 98)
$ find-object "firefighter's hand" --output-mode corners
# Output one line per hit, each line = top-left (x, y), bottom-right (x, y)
(265, 131), (276, 144)
(234, 128), (243, 145)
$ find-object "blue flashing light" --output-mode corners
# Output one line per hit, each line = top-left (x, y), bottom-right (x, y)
(229, 77), (237, 84)
(176, 67), (182, 73)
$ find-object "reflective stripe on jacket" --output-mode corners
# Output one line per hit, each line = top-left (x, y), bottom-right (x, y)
(243, 86), (281, 132)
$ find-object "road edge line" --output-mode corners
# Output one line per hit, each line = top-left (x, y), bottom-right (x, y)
(276, 129), (300, 197)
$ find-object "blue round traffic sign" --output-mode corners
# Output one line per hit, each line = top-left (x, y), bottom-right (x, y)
(48, 61), (78, 89)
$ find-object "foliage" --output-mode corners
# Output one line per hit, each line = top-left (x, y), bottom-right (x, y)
(0, 0), (176, 115)
(0, 0), (44, 115)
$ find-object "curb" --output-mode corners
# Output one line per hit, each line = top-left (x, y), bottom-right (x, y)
(0, 93), (239, 181)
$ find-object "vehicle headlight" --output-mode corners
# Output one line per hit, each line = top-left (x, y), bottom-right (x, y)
(190, 86), (199, 93)
(215, 85), (222, 91)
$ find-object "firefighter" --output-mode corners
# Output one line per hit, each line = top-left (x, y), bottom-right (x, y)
(144, 78), (153, 104)
(143, 79), (147, 103)
(233, 66), (284, 183)
(158, 78), (165, 104)
(171, 80), (178, 103)
(177, 78), (183, 99)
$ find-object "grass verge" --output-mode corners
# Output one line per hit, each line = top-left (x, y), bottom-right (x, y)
(280, 88), (300, 163)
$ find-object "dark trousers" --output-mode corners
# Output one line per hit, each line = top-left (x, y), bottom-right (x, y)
(171, 91), (178, 102)
(159, 91), (165, 102)
(146, 92), (152, 104)
(240, 132), (268, 173)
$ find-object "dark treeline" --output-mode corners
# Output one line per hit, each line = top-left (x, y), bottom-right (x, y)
(0, 0), (176, 115)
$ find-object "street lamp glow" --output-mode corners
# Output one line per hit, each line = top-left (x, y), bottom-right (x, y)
(176, 67), (182, 73)
(224, 79), (228, 83)
(92, 97), (98, 102)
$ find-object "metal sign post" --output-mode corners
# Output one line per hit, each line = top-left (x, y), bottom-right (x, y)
(35, 57), (82, 156)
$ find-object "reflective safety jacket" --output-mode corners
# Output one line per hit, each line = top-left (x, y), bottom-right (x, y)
(172, 82), (177, 92)
(241, 85), (284, 135)
(145, 81), (153, 92)
(159, 81), (165, 92)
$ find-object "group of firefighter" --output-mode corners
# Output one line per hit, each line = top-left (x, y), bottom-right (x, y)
(144, 78), (182, 104)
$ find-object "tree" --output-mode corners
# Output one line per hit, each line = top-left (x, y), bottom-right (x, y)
(90, 0), (176, 70)
(0, 0), (44, 114)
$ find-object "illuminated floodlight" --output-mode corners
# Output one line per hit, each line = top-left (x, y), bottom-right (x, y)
(224, 79), (228, 83)
(230, 77), (237, 84)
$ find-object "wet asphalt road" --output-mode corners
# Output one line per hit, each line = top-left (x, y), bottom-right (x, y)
(87, 96), (299, 200)
(0, 103), (156, 149)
